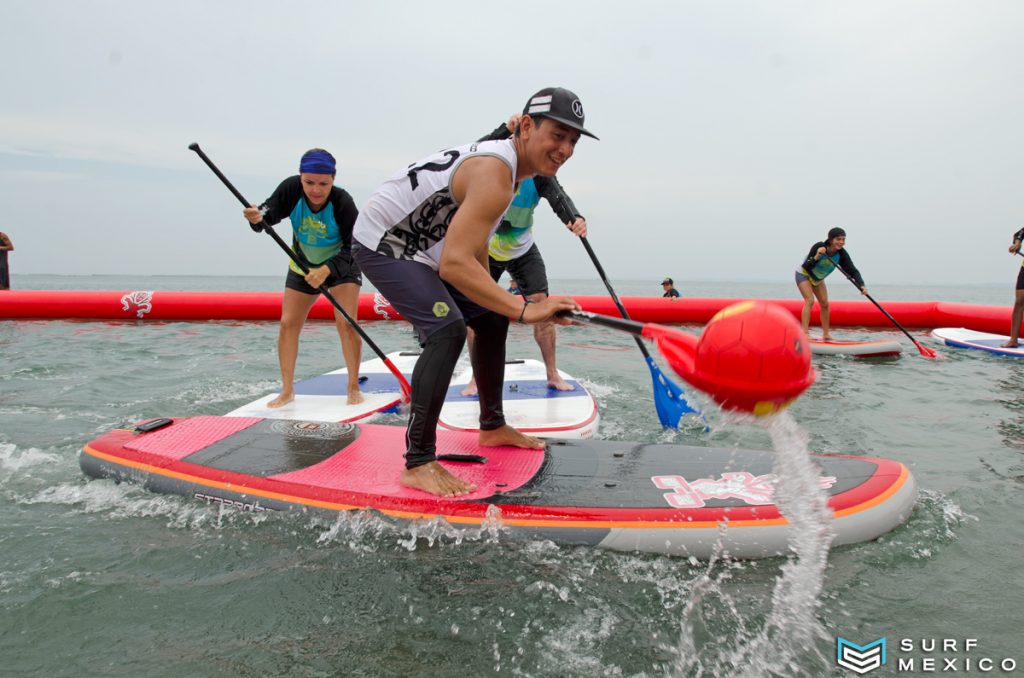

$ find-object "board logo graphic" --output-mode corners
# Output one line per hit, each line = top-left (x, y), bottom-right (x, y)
(652, 472), (837, 508)
(121, 290), (154, 318)
(268, 420), (357, 440)
(836, 637), (886, 675)
(432, 301), (450, 318)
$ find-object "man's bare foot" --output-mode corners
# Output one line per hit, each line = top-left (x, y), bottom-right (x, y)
(479, 425), (544, 449)
(821, 335), (833, 342)
(547, 375), (575, 391)
(400, 462), (477, 497)
(1001, 341), (1019, 348)
(461, 377), (478, 397)
(267, 392), (294, 408)
(347, 389), (365, 405)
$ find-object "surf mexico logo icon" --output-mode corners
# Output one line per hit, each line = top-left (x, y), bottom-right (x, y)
(836, 637), (886, 674)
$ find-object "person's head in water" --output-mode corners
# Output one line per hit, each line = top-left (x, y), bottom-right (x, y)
(826, 227), (846, 252)
(298, 148), (336, 209)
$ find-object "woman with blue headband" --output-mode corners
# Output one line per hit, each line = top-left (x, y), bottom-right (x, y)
(243, 148), (364, 407)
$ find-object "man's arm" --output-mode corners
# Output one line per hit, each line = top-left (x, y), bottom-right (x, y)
(440, 157), (521, 318)
(0, 233), (11, 251)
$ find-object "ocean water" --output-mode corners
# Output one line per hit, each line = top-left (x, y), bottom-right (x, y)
(1, 275), (1022, 677)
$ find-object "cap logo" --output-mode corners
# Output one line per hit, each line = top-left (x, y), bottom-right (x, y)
(571, 99), (584, 119)
(528, 94), (553, 114)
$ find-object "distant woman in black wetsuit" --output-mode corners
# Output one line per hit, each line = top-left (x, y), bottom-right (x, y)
(1003, 227), (1024, 348)
(794, 227), (868, 341)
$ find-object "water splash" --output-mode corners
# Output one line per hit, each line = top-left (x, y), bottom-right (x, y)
(672, 411), (835, 676)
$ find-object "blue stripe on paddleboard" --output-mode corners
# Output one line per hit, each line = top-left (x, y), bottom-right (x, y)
(445, 380), (588, 402)
(295, 372), (407, 396)
(943, 338), (1024, 357)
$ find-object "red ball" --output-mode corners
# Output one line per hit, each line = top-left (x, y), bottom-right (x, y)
(689, 301), (814, 415)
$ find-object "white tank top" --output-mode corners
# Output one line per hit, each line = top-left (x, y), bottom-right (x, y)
(353, 139), (518, 270)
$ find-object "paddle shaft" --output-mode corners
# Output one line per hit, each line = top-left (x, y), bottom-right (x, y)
(832, 260), (936, 357)
(560, 309), (645, 335)
(579, 237), (654, 358)
(188, 143), (412, 397)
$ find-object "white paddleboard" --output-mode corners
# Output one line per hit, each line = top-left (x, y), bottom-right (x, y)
(439, 358), (600, 439)
(931, 328), (1024, 357)
(226, 352), (418, 422)
(228, 352), (600, 437)
(809, 338), (902, 358)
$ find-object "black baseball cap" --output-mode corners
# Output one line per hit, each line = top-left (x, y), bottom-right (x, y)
(523, 87), (599, 140)
(661, 277), (673, 285)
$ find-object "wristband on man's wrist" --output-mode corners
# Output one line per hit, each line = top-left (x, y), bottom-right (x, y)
(517, 299), (534, 323)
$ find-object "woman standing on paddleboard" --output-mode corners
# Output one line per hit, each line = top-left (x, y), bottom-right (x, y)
(243, 149), (364, 408)
(1003, 227), (1024, 348)
(794, 227), (868, 341)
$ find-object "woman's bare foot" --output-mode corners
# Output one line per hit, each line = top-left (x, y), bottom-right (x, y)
(479, 425), (544, 449)
(821, 335), (833, 342)
(461, 377), (478, 397)
(547, 375), (575, 391)
(400, 462), (476, 497)
(347, 389), (365, 405)
(267, 392), (294, 408)
(1001, 341), (1019, 348)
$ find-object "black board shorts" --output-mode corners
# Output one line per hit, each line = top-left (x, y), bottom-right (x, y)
(489, 243), (548, 296)
(1016, 265), (1024, 291)
(354, 245), (490, 345)
(284, 250), (362, 295)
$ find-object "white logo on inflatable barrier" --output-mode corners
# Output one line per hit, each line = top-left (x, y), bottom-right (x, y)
(652, 472), (838, 508)
(120, 290), (154, 318)
(373, 292), (392, 319)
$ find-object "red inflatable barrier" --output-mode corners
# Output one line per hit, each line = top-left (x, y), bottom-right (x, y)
(0, 290), (1012, 333)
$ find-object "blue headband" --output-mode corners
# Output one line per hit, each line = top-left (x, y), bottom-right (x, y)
(299, 150), (336, 175)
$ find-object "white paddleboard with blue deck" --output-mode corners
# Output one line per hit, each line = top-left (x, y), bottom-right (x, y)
(227, 352), (600, 438)
(931, 327), (1024, 357)
(439, 359), (599, 439)
(226, 352), (416, 422)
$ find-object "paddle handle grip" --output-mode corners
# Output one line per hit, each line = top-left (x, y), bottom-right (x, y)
(189, 143), (253, 209)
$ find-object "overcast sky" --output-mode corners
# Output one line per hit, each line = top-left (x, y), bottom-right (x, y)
(1, 1), (1022, 285)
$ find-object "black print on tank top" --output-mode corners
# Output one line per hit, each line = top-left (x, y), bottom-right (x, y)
(375, 190), (457, 260)
(406, 150), (460, 191)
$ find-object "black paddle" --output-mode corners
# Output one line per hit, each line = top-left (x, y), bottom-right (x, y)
(188, 143), (413, 400)
(578, 236), (699, 427)
(832, 261), (938, 359)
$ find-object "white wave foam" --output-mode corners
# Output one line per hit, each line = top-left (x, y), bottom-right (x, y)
(670, 411), (835, 677)
(0, 443), (60, 472)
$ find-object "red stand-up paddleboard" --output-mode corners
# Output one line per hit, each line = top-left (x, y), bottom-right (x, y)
(80, 416), (916, 559)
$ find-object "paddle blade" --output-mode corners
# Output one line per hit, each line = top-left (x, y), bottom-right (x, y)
(643, 301), (816, 416)
(914, 341), (940, 359)
(645, 356), (700, 427)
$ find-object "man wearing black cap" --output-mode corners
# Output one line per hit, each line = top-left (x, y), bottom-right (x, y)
(661, 277), (679, 298)
(352, 87), (596, 497)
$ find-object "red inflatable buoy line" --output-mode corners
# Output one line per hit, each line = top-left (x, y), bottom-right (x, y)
(0, 290), (1014, 334)
(644, 301), (815, 416)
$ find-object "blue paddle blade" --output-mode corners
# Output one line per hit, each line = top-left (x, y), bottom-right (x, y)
(646, 355), (701, 428)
